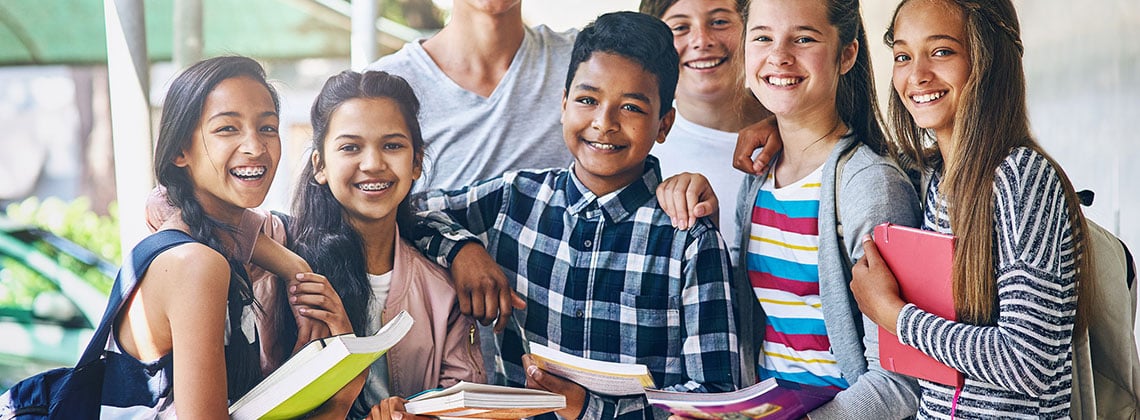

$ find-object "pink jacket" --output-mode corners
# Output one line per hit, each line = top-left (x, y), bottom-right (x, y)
(381, 233), (486, 396)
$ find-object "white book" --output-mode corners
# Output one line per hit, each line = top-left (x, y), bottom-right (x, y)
(229, 310), (414, 420)
(403, 381), (565, 419)
(528, 341), (656, 396)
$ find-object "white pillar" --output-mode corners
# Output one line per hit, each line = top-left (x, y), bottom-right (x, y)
(173, 0), (203, 70)
(351, 0), (378, 70)
(104, 0), (154, 254)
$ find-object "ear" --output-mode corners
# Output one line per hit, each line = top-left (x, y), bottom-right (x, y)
(839, 39), (859, 75)
(173, 151), (189, 168)
(560, 89), (568, 125)
(311, 150), (328, 185)
(412, 151), (424, 181)
(656, 107), (676, 144)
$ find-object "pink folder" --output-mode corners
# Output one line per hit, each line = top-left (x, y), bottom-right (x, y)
(873, 223), (964, 387)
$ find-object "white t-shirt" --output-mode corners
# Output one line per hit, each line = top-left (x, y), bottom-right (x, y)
(367, 25), (577, 191)
(652, 111), (746, 263)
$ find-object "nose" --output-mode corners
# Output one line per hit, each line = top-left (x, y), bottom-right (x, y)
(238, 130), (268, 156)
(908, 56), (933, 86)
(590, 106), (619, 134)
(689, 25), (715, 51)
(766, 40), (793, 66)
(359, 146), (387, 172)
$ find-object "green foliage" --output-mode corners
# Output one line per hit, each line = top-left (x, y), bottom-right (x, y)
(4, 197), (119, 294)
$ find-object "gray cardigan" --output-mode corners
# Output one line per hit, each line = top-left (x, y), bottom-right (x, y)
(733, 134), (921, 419)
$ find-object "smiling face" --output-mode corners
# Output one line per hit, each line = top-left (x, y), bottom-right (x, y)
(562, 52), (674, 196)
(174, 76), (280, 224)
(313, 97), (421, 231)
(890, 0), (970, 143)
(663, 0), (745, 103)
(743, 0), (856, 121)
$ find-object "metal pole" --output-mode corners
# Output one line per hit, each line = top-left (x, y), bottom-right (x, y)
(104, 0), (154, 254)
(173, 0), (203, 70)
(351, 0), (378, 70)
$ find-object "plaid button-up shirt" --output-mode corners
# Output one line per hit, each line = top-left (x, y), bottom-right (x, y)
(409, 156), (738, 419)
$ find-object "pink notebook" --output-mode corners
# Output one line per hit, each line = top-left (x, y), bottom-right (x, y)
(873, 223), (964, 387)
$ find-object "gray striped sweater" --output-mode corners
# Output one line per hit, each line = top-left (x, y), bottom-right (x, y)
(899, 147), (1078, 419)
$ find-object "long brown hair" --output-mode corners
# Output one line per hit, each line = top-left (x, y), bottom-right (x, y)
(885, 0), (1092, 329)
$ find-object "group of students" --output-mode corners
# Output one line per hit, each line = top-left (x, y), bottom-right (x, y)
(4, 0), (1095, 419)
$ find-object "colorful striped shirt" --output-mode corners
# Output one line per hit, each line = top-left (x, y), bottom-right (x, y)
(747, 165), (848, 389)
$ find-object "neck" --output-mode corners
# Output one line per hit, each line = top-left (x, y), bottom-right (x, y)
(423, 5), (525, 73)
(777, 112), (844, 164)
(353, 218), (398, 275)
(936, 130), (956, 172)
(676, 92), (771, 132)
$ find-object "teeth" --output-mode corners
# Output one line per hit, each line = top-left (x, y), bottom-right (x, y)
(687, 58), (724, 69)
(587, 141), (620, 150)
(911, 91), (945, 104)
(357, 182), (393, 191)
(230, 166), (266, 178)
(767, 76), (801, 87)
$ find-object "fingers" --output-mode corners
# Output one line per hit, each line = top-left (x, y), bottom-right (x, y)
(860, 234), (882, 267)
(493, 288), (514, 333)
(733, 127), (766, 174)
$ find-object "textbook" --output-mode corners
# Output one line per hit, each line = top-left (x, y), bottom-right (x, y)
(403, 381), (566, 419)
(229, 310), (414, 420)
(873, 223), (964, 387)
(646, 377), (838, 420)
(528, 341), (656, 396)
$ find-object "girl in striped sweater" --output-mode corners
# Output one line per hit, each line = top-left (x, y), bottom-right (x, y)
(851, 0), (1093, 418)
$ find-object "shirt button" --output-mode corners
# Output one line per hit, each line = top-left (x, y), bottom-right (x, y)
(575, 310), (584, 317)
(583, 240), (593, 248)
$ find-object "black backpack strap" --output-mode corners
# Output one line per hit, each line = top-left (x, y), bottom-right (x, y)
(76, 230), (197, 366)
(271, 210), (293, 248)
(1122, 239), (1136, 289)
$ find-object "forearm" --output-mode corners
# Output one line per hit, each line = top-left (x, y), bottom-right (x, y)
(580, 392), (653, 420)
(251, 232), (312, 278)
(304, 370), (367, 419)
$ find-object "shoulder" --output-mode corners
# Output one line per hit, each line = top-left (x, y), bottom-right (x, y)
(840, 145), (915, 196)
(994, 147), (1060, 191)
(528, 24), (577, 53)
(144, 236), (231, 293)
(397, 238), (453, 284)
(367, 41), (427, 74)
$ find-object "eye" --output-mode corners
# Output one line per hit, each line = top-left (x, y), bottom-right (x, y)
(383, 141), (406, 151)
(711, 18), (732, 27)
(337, 144), (359, 152)
(575, 96), (597, 106)
(260, 124), (279, 133)
(621, 103), (646, 114)
(894, 52), (912, 63)
(670, 24), (689, 34)
(752, 35), (771, 43)
(213, 125), (238, 134)
(794, 36), (817, 44)
(932, 48), (956, 57)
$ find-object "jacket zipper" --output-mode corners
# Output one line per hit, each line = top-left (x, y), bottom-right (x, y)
(467, 323), (482, 376)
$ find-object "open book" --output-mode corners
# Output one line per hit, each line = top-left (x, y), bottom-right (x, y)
(646, 378), (838, 420)
(873, 223), (964, 387)
(528, 341), (656, 396)
(403, 381), (565, 419)
(229, 310), (414, 420)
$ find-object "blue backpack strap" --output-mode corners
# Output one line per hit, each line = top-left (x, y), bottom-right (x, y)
(76, 230), (197, 366)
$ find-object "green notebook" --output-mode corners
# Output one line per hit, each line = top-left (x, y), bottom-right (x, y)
(229, 310), (414, 420)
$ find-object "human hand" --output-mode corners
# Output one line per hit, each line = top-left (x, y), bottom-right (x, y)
(522, 354), (586, 420)
(365, 397), (432, 420)
(850, 235), (906, 335)
(452, 243), (526, 332)
(656, 172), (718, 230)
(290, 272), (353, 336)
(732, 116), (782, 175)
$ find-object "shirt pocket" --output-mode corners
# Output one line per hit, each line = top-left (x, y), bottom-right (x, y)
(616, 292), (682, 368)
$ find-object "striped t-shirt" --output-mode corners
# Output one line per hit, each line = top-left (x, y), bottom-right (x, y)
(747, 165), (848, 389)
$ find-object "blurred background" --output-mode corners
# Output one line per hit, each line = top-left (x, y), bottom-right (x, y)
(0, 0), (1136, 388)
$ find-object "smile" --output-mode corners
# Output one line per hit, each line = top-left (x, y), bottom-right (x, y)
(584, 140), (625, 151)
(685, 57), (727, 70)
(356, 181), (394, 192)
(766, 76), (802, 87)
(230, 166), (267, 180)
(911, 91), (947, 104)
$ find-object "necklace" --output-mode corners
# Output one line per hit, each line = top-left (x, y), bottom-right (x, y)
(799, 119), (843, 154)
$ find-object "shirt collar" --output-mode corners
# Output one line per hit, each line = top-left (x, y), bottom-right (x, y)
(565, 155), (662, 223)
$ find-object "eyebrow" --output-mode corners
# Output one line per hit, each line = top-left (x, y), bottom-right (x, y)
(749, 25), (824, 35)
(573, 83), (652, 104)
(893, 34), (965, 47)
(664, 7), (736, 21)
(207, 110), (278, 121)
(332, 132), (410, 141)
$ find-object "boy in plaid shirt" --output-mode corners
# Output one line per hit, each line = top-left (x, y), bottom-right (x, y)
(408, 11), (738, 420)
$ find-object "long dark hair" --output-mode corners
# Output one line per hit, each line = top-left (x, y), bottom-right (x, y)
(884, 0), (1091, 329)
(277, 71), (426, 351)
(153, 55), (279, 399)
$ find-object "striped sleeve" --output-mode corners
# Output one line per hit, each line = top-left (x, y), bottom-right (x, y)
(897, 149), (1077, 397)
